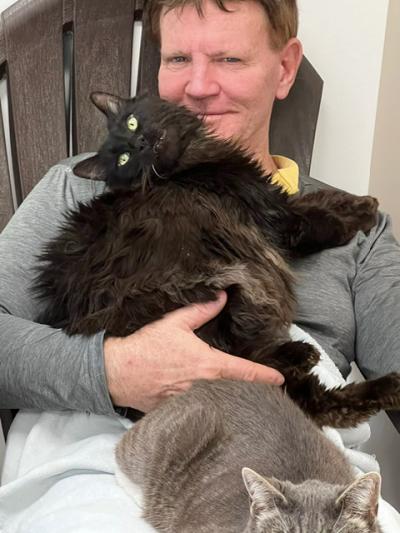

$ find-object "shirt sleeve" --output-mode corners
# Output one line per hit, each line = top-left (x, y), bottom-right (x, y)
(0, 159), (116, 414)
(353, 212), (400, 379)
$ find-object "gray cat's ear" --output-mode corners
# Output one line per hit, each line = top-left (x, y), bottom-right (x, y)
(336, 472), (381, 525)
(242, 468), (287, 519)
(90, 92), (125, 118)
(73, 155), (107, 181)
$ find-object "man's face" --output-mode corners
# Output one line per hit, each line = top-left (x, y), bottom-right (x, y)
(158, 0), (288, 158)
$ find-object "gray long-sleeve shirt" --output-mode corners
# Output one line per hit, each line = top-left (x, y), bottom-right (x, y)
(1, 155), (400, 414)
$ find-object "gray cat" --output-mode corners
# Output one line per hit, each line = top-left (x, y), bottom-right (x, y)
(115, 379), (382, 532)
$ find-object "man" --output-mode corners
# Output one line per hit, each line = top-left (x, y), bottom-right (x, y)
(0, 0), (399, 529)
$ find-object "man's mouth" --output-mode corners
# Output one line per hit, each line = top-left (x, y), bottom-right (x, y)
(197, 114), (227, 129)
(197, 112), (225, 119)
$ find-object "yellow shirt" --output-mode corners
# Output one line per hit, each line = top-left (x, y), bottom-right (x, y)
(271, 155), (299, 195)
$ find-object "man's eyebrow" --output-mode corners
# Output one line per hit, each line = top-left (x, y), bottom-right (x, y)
(208, 49), (249, 58)
(160, 49), (250, 59)
(161, 50), (189, 58)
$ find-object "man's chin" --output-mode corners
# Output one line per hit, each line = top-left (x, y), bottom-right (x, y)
(202, 118), (237, 142)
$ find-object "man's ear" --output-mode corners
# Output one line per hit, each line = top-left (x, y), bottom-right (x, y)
(275, 38), (303, 101)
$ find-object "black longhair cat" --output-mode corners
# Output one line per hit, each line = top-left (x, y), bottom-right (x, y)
(34, 92), (400, 427)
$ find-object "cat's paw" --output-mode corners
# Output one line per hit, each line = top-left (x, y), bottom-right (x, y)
(266, 341), (320, 375)
(333, 192), (378, 237)
(288, 190), (379, 255)
(301, 189), (379, 237)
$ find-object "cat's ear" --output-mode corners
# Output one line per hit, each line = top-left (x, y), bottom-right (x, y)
(336, 472), (381, 526)
(242, 468), (287, 519)
(73, 155), (107, 181)
(90, 92), (125, 118)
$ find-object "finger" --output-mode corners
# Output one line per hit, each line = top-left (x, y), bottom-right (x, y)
(219, 355), (285, 385)
(166, 290), (228, 331)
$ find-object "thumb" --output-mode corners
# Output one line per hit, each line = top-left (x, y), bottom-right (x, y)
(167, 291), (228, 331)
(220, 354), (285, 386)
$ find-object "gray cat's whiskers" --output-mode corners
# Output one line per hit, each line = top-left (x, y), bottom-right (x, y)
(336, 522), (352, 533)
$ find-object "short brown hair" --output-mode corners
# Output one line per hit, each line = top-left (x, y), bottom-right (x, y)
(145, 0), (298, 51)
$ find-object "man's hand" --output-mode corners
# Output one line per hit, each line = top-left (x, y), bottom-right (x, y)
(104, 291), (284, 412)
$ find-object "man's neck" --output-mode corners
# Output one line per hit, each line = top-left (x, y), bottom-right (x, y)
(242, 136), (276, 176)
(260, 153), (278, 176)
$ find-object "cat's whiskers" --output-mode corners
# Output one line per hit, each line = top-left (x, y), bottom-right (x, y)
(141, 167), (153, 193)
(151, 163), (168, 180)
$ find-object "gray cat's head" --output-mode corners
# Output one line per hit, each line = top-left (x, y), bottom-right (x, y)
(242, 468), (381, 533)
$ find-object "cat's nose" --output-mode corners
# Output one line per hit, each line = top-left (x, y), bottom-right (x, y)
(135, 135), (148, 152)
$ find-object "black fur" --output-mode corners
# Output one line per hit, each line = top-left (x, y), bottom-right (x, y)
(33, 93), (400, 427)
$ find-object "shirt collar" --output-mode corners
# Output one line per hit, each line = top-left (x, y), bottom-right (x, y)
(271, 155), (299, 195)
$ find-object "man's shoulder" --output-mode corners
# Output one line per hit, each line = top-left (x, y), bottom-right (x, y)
(48, 152), (97, 181)
(5, 153), (107, 232)
(37, 153), (106, 205)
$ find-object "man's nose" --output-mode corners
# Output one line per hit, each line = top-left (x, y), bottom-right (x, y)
(184, 63), (220, 100)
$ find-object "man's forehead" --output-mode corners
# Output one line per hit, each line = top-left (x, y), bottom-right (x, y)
(159, 1), (269, 30)
(159, 0), (243, 17)
(159, 0), (270, 48)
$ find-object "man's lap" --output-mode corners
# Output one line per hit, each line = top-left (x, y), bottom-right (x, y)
(1, 328), (399, 532)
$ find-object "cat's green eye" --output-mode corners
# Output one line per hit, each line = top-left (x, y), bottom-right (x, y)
(118, 152), (130, 167)
(127, 114), (138, 131)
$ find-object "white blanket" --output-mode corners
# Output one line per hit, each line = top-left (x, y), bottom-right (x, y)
(0, 325), (399, 532)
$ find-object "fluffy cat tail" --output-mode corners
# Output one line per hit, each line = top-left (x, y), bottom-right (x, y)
(284, 371), (400, 428)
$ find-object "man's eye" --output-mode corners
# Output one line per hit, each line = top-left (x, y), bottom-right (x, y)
(172, 56), (188, 63)
(165, 56), (189, 64)
(223, 57), (241, 63)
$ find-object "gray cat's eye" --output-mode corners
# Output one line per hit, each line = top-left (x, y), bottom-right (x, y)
(127, 114), (139, 131)
(118, 152), (130, 166)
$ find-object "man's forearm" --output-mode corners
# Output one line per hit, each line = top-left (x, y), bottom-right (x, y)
(0, 312), (114, 414)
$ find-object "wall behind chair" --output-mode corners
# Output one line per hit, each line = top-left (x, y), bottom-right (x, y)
(0, 0), (14, 12)
(298, 0), (400, 239)
(368, 0), (400, 240)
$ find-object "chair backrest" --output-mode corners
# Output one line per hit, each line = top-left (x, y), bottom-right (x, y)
(0, 0), (323, 233)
